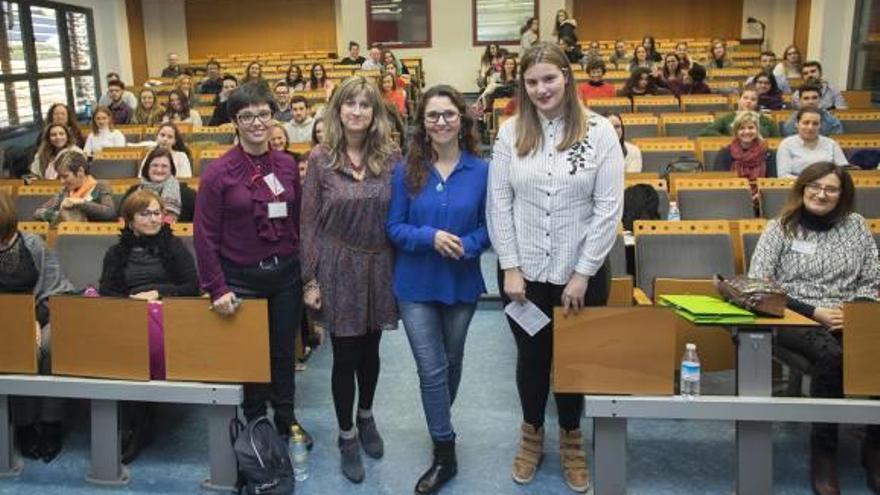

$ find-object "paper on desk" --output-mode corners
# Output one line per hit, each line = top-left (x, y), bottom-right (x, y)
(505, 300), (551, 336)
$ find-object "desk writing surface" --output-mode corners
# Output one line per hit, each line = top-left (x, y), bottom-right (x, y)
(162, 298), (270, 383)
(553, 306), (676, 395)
(0, 294), (38, 374)
(50, 296), (150, 380)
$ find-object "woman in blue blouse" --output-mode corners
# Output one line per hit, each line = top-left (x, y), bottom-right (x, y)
(387, 85), (490, 495)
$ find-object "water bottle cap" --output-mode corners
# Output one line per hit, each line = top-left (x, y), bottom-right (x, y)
(685, 343), (696, 350)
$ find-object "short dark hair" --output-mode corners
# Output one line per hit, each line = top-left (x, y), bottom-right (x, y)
(586, 59), (606, 74)
(227, 82), (279, 121)
(56, 149), (89, 175)
(349, 41), (360, 49)
(802, 60), (823, 73)
(206, 59), (221, 70)
(106, 72), (120, 80)
(688, 64), (707, 83)
(141, 146), (177, 179)
(108, 80), (125, 90)
(798, 82), (822, 98)
(120, 189), (164, 226)
(760, 50), (776, 58)
(291, 95), (309, 107)
(221, 74), (238, 85)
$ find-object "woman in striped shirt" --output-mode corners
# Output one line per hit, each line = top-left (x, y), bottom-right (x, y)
(487, 42), (624, 493)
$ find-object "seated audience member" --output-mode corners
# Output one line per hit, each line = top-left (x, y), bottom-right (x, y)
(340, 41), (367, 66)
(713, 111), (774, 197)
(629, 45), (653, 73)
(99, 72), (138, 109)
(746, 51), (791, 93)
(558, 36), (585, 67)
(675, 42), (692, 71)
(668, 64), (711, 95)
(130, 87), (165, 126)
(578, 59), (616, 99)
(362, 46), (384, 71)
(0, 190), (75, 463)
(104, 80), (132, 125)
(752, 71), (786, 111)
(606, 112), (642, 172)
(700, 86), (779, 137)
(478, 43), (505, 89)
(83, 107), (126, 156)
(583, 41), (603, 66)
(241, 61), (268, 90)
(608, 40), (629, 70)
(209, 75), (238, 126)
(642, 35), (663, 63)
(269, 120), (297, 158)
(284, 64), (306, 91)
(380, 73), (407, 117)
(308, 63), (335, 98)
(775, 45), (803, 80)
(777, 109), (848, 177)
(792, 61), (847, 111)
(283, 95), (315, 144)
(161, 53), (182, 78)
(554, 9), (577, 41)
(311, 116), (325, 147)
(99, 189), (199, 463)
(162, 89), (203, 128)
(383, 49), (409, 76)
(479, 54), (518, 106)
(137, 123), (193, 178)
(520, 17), (539, 51)
(704, 40), (733, 69)
(121, 148), (193, 222)
(384, 63), (408, 90)
(34, 151), (115, 224)
(618, 67), (670, 97)
(273, 82), (293, 122)
(197, 59), (223, 95)
(661, 53), (685, 85)
(782, 84), (844, 137)
(30, 124), (84, 180)
(748, 162), (880, 495)
(40, 103), (84, 148)
(173, 74), (196, 102)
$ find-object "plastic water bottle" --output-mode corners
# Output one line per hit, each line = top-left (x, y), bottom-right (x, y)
(83, 100), (93, 120)
(667, 201), (681, 221)
(290, 424), (309, 482)
(680, 343), (701, 399)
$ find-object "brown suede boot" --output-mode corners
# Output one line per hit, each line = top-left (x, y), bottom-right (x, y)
(559, 428), (591, 493)
(511, 422), (544, 484)
(811, 441), (841, 495)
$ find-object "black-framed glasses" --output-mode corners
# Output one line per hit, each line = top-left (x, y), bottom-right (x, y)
(805, 183), (841, 196)
(236, 110), (274, 126)
(424, 110), (460, 124)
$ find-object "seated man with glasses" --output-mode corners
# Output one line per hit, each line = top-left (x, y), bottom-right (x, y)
(194, 82), (312, 446)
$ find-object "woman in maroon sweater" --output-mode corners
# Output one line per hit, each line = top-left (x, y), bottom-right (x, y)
(194, 82), (310, 446)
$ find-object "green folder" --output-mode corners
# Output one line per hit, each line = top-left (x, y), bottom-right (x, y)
(658, 294), (756, 324)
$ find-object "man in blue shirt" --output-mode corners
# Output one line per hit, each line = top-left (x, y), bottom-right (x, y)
(782, 83), (844, 137)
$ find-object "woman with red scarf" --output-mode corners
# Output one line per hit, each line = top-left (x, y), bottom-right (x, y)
(713, 111), (776, 202)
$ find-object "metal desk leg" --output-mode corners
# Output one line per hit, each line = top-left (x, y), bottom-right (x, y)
(86, 399), (129, 486)
(593, 417), (628, 495)
(735, 329), (773, 495)
(0, 395), (22, 478)
(201, 404), (239, 491)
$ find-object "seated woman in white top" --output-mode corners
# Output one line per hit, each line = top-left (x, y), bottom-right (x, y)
(161, 89), (202, 128)
(773, 44), (803, 79)
(83, 107), (126, 156)
(135, 123), (193, 178)
(776, 108), (847, 177)
(30, 124), (84, 179)
(605, 112), (642, 172)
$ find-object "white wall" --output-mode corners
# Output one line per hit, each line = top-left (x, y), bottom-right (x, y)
(807, 0), (857, 89)
(336, 0), (566, 92)
(740, 0), (796, 57)
(64, 0), (132, 84)
(141, 0), (188, 77)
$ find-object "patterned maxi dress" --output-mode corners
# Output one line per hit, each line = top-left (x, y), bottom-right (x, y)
(300, 144), (399, 337)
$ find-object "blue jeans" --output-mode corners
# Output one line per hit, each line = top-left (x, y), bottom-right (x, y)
(400, 301), (477, 441)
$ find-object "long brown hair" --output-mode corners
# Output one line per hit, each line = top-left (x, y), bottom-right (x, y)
(405, 85), (478, 194)
(36, 124), (73, 175)
(778, 162), (855, 236)
(515, 42), (588, 157)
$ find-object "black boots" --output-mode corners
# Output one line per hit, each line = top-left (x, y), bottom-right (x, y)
(16, 422), (62, 463)
(415, 438), (457, 494)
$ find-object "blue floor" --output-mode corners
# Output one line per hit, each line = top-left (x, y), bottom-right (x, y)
(1, 308), (874, 494)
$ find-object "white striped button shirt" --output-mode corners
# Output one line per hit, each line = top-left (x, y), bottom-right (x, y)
(487, 111), (624, 284)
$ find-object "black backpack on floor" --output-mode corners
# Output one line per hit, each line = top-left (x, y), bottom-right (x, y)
(230, 416), (294, 494)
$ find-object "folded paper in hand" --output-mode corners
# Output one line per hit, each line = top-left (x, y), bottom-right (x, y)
(504, 300), (551, 336)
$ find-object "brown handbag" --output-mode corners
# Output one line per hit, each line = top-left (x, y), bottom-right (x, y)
(713, 274), (787, 318)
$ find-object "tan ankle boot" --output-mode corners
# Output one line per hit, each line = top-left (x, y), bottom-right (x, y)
(512, 422), (544, 484)
(560, 428), (591, 493)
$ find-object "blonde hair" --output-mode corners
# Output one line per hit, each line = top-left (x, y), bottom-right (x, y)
(731, 111), (763, 139)
(321, 76), (396, 177)
(269, 120), (289, 151)
(515, 42), (588, 158)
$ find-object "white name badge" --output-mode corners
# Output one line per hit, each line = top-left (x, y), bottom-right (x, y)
(791, 240), (816, 255)
(263, 173), (286, 196)
(268, 201), (288, 219)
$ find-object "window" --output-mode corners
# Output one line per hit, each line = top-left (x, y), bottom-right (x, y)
(473, 0), (537, 45)
(366, 0), (431, 49)
(0, 0), (99, 132)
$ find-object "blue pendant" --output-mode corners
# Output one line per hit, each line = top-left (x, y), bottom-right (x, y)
(436, 182), (444, 192)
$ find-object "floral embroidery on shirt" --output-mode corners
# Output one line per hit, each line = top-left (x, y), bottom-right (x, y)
(567, 114), (599, 175)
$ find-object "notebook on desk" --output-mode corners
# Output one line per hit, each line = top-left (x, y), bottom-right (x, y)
(658, 294), (756, 324)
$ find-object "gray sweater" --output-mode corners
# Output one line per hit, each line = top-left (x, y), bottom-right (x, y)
(21, 233), (76, 324)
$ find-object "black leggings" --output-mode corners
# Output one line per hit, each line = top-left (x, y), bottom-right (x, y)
(498, 262), (610, 431)
(331, 332), (383, 431)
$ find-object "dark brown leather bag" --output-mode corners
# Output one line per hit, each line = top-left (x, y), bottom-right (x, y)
(713, 274), (787, 317)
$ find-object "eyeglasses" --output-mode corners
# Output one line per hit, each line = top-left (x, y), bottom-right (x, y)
(136, 209), (163, 219)
(424, 110), (460, 124)
(805, 183), (841, 196)
(236, 110), (274, 126)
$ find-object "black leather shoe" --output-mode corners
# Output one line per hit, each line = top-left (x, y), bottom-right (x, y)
(38, 421), (63, 463)
(863, 437), (880, 494)
(415, 438), (457, 494)
(811, 443), (841, 495)
(16, 424), (41, 460)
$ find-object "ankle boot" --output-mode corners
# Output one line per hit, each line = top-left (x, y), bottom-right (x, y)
(415, 437), (457, 494)
(811, 441), (841, 495)
(559, 428), (590, 493)
(511, 422), (544, 484)
(38, 421), (63, 463)
(15, 424), (40, 460)
(338, 435), (365, 483)
(863, 436), (880, 494)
